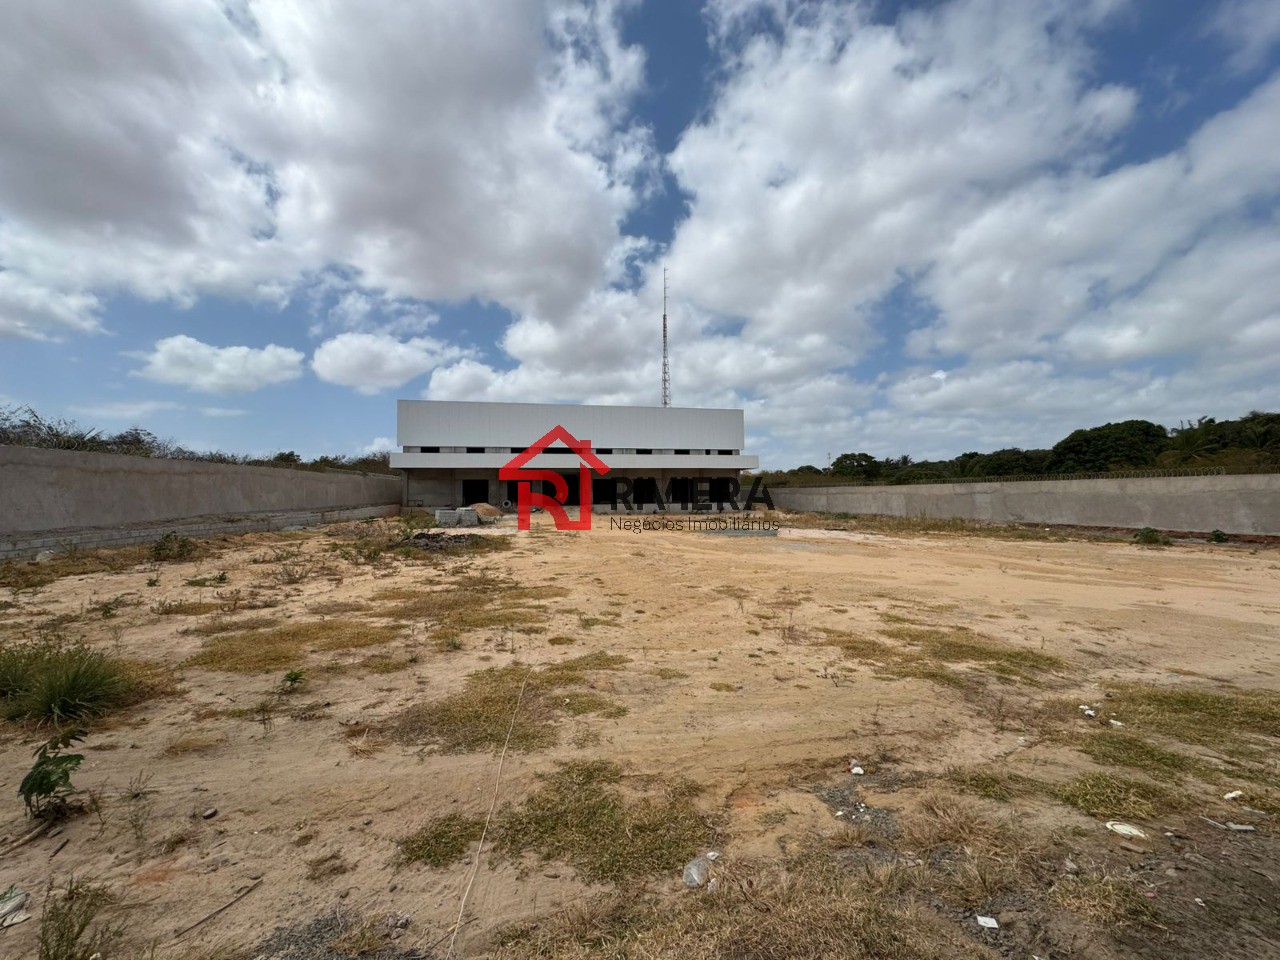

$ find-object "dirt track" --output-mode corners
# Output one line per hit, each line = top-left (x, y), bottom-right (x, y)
(1, 516), (1278, 958)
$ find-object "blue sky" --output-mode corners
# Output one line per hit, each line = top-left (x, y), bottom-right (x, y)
(1, 0), (1278, 467)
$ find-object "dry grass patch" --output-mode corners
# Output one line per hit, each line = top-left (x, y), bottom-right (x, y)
(358, 652), (415, 674)
(650, 666), (689, 680)
(1051, 772), (1185, 820)
(493, 760), (709, 884)
(1103, 682), (1280, 750)
(898, 789), (1057, 910)
(304, 850), (352, 881)
(492, 857), (993, 960)
(373, 579), (570, 642)
(945, 765), (1044, 801)
(395, 812), (485, 868)
(820, 629), (897, 661)
(1080, 731), (1203, 782)
(821, 625), (1060, 692)
(0, 544), (157, 592)
(559, 691), (627, 717)
(152, 599), (224, 616)
(1053, 873), (1161, 929)
(307, 599), (372, 615)
(881, 625), (1064, 679)
(157, 826), (199, 856)
(162, 730), (227, 756)
(391, 655), (629, 754)
(185, 619), (401, 673)
(179, 615), (280, 636)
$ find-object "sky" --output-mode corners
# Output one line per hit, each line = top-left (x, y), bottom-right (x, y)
(1, 0), (1278, 469)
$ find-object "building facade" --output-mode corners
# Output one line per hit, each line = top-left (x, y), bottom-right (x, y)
(390, 400), (759, 511)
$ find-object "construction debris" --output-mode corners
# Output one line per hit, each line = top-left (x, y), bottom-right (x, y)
(399, 531), (485, 551)
(435, 507), (480, 528)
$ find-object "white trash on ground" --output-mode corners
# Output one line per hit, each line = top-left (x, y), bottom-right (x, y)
(975, 915), (999, 929)
(1106, 821), (1147, 839)
(0, 886), (29, 928)
(683, 852), (720, 888)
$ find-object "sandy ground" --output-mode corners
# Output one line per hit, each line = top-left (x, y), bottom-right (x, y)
(1, 515), (1278, 958)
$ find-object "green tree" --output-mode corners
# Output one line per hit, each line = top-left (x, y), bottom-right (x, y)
(829, 452), (881, 478)
(1047, 420), (1168, 473)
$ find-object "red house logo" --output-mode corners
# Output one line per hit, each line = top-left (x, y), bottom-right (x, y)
(499, 425), (610, 531)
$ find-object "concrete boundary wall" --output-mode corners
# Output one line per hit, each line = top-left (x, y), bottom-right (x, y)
(768, 473), (1280, 535)
(1, 445), (403, 555)
(0, 504), (400, 560)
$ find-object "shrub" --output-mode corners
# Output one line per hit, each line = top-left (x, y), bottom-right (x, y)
(150, 532), (195, 562)
(20, 728), (86, 819)
(1209, 529), (1229, 543)
(37, 878), (121, 960)
(1132, 527), (1171, 546)
(0, 638), (144, 726)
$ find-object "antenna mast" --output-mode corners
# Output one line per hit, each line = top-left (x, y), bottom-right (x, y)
(661, 267), (671, 408)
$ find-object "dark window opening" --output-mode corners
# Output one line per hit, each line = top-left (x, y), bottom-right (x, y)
(717, 449), (733, 456)
(592, 477), (614, 505)
(633, 477), (662, 507)
(636, 448), (653, 455)
(674, 449), (690, 455)
(596, 448), (613, 455)
(461, 479), (489, 504)
(466, 446), (484, 454)
(710, 477), (737, 507)
(422, 446), (440, 453)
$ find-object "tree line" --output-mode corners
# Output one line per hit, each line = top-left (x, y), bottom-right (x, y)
(0, 405), (394, 475)
(763, 412), (1280, 485)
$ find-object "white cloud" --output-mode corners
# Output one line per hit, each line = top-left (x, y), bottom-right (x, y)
(132, 335), (304, 394)
(422, 0), (1280, 466)
(68, 400), (181, 421)
(312, 332), (466, 394)
(1209, 0), (1280, 73)
(360, 436), (396, 455)
(0, 0), (651, 339)
(199, 406), (249, 417)
(0, 272), (102, 340)
(5, 0), (1280, 467)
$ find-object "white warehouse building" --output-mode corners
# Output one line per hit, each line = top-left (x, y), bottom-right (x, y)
(390, 400), (760, 511)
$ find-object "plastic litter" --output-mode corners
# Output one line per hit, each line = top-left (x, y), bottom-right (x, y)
(1108, 719), (1124, 727)
(847, 758), (865, 775)
(683, 852), (720, 889)
(1223, 790), (1244, 801)
(1079, 705), (1097, 718)
(0, 886), (30, 928)
(1226, 823), (1256, 832)
(1106, 821), (1147, 839)
(975, 915), (999, 929)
